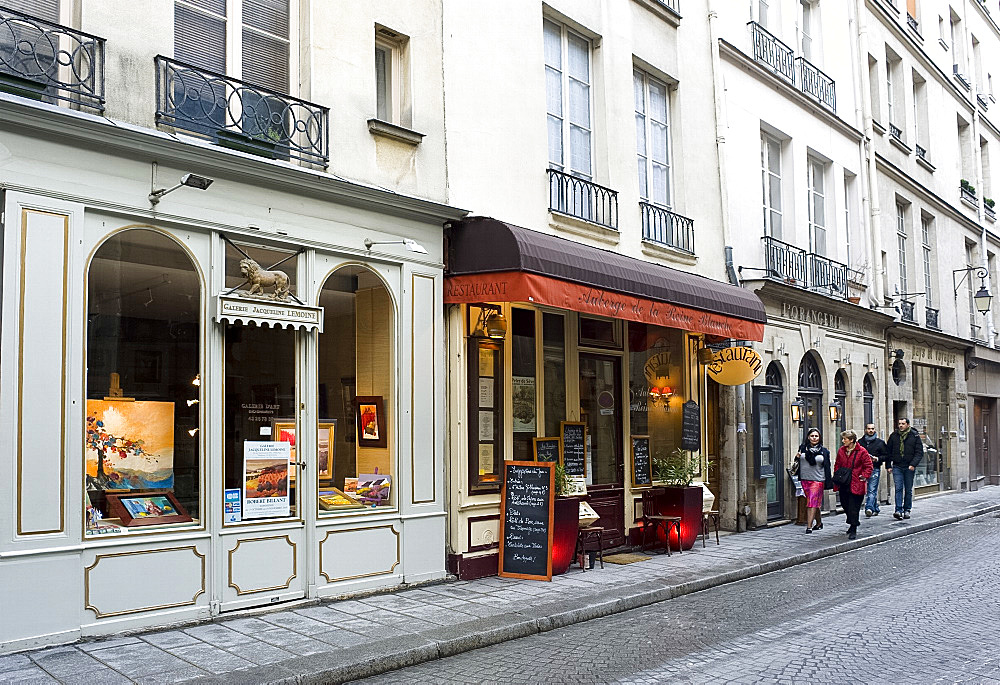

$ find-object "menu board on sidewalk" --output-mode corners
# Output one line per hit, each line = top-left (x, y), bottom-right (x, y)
(533, 437), (562, 463)
(560, 421), (587, 478)
(681, 400), (701, 452)
(631, 435), (652, 487)
(499, 461), (555, 581)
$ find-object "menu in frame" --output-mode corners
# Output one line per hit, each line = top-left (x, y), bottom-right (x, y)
(631, 435), (652, 488)
(499, 461), (555, 581)
(560, 421), (587, 478)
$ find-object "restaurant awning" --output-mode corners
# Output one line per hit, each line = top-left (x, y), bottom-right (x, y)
(444, 217), (766, 341)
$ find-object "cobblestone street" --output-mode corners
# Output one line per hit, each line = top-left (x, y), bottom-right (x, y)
(357, 514), (1000, 684)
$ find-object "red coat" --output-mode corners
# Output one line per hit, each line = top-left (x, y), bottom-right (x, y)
(834, 444), (873, 496)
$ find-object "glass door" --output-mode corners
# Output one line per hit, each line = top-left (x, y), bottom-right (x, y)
(579, 352), (624, 548)
(754, 388), (784, 520)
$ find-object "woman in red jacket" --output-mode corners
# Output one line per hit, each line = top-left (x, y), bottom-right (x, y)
(834, 430), (873, 540)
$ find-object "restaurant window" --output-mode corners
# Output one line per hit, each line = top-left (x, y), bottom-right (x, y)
(579, 315), (622, 349)
(223, 242), (299, 522)
(543, 312), (567, 437)
(316, 265), (395, 511)
(467, 304), (503, 493)
(629, 324), (684, 464)
(511, 308), (537, 461)
(85, 229), (201, 535)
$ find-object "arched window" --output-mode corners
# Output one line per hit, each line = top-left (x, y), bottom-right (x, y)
(834, 370), (848, 434)
(797, 354), (823, 434)
(317, 265), (395, 512)
(85, 229), (201, 534)
(765, 361), (783, 388)
(797, 355), (822, 390)
(863, 373), (875, 426)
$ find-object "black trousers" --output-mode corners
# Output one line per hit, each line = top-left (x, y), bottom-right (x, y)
(840, 490), (864, 528)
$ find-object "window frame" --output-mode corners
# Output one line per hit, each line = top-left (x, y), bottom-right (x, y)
(544, 18), (594, 181)
(896, 201), (908, 296)
(761, 132), (783, 240)
(806, 157), (826, 255)
(921, 215), (933, 307)
(634, 68), (673, 209)
(374, 25), (411, 127)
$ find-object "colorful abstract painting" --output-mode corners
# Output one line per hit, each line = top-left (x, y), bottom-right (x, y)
(85, 400), (175, 490)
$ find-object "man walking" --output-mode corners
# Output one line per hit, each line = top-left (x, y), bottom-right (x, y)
(859, 423), (888, 518)
(885, 417), (923, 519)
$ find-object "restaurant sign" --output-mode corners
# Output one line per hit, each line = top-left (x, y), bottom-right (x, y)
(705, 346), (763, 385)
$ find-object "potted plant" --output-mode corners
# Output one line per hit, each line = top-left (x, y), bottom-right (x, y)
(551, 463), (581, 575)
(651, 448), (705, 551)
(215, 126), (281, 159)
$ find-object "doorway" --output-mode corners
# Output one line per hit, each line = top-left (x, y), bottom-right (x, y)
(756, 362), (785, 520)
(579, 352), (625, 548)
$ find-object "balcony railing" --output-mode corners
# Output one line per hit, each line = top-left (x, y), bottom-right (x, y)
(977, 92), (989, 110)
(548, 169), (618, 229)
(641, 203), (694, 254)
(749, 22), (795, 84)
(655, 0), (680, 12)
(915, 143), (927, 160)
(762, 236), (808, 285)
(925, 306), (940, 330)
(971, 323), (984, 342)
(986, 204), (996, 221)
(0, 5), (105, 112)
(154, 55), (329, 167)
(889, 123), (903, 141)
(953, 64), (971, 90)
(808, 252), (849, 298)
(899, 299), (916, 323)
(796, 57), (836, 112)
(961, 184), (977, 204)
(906, 13), (919, 32)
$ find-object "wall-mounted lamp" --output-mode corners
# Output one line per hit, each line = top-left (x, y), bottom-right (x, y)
(363, 237), (428, 254)
(471, 304), (507, 340)
(149, 173), (214, 205)
(828, 401), (842, 422)
(953, 266), (994, 314)
(649, 386), (673, 403)
(697, 347), (716, 364)
(790, 397), (804, 423)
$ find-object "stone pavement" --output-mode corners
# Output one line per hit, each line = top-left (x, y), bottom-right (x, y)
(2, 487), (998, 685)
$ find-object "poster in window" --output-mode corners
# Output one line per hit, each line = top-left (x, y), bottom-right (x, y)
(85, 399), (175, 491)
(478, 444), (495, 475)
(318, 420), (336, 480)
(243, 440), (290, 519)
(479, 347), (495, 376)
(272, 421), (297, 484)
(479, 377), (495, 408)
(512, 376), (536, 432)
(479, 411), (495, 441)
(958, 404), (967, 442)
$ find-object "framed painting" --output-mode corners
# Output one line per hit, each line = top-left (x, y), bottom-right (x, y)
(106, 490), (192, 527)
(272, 420), (297, 484)
(355, 396), (387, 448)
(318, 420), (336, 481)
(85, 399), (175, 491)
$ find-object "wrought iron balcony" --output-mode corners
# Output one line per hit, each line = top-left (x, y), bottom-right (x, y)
(915, 143), (927, 160)
(548, 169), (618, 230)
(889, 123), (903, 141)
(906, 14), (919, 33)
(762, 235), (808, 285)
(953, 64), (971, 91)
(977, 92), (989, 110)
(0, 5), (105, 112)
(899, 299), (916, 323)
(986, 204), (996, 221)
(807, 252), (849, 299)
(971, 323), (984, 342)
(925, 306), (940, 330)
(640, 203), (694, 254)
(961, 183), (977, 205)
(656, 0), (680, 12)
(154, 56), (329, 167)
(748, 22), (794, 84)
(795, 57), (836, 112)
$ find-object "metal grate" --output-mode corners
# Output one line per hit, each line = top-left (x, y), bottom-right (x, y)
(640, 203), (694, 254)
(749, 22), (794, 84)
(796, 56), (836, 112)
(547, 169), (618, 230)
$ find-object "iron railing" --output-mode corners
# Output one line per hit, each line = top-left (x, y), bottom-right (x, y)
(0, 5), (105, 112)
(749, 22), (795, 84)
(796, 56), (836, 112)
(961, 184), (977, 204)
(977, 92), (989, 109)
(906, 14), (919, 32)
(656, 0), (680, 12)
(899, 299), (916, 323)
(971, 323), (984, 341)
(953, 64), (971, 90)
(915, 143), (927, 160)
(640, 203), (694, 254)
(985, 204), (996, 221)
(889, 123), (903, 141)
(925, 307), (940, 330)
(762, 236), (808, 285)
(154, 55), (329, 167)
(808, 252), (849, 299)
(548, 169), (618, 229)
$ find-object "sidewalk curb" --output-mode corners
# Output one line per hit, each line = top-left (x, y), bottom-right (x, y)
(195, 503), (1000, 684)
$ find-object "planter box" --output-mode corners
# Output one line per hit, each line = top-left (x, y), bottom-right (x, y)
(551, 497), (580, 575)
(215, 129), (277, 159)
(0, 73), (47, 101)
(649, 486), (703, 551)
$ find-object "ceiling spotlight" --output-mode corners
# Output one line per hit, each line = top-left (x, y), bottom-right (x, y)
(149, 173), (215, 205)
(363, 238), (429, 255)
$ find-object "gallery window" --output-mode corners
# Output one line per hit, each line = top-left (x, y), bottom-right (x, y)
(316, 265), (395, 512)
(84, 228), (202, 536)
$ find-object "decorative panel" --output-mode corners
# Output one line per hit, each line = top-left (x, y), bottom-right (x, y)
(228, 535), (297, 595)
(319, 525), (399, 582)
(468, 514), (499, 552)
(85, 546), (205, 618)
(411, 273), (436, 503)
(17, 209), (69, 535)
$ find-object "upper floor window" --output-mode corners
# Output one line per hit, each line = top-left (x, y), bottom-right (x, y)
(755, 0), (771, 29)
(921, 215), (933, 307)
(799, 0), (817, 62)
(634, 69), (672, 209)
(374, 25), (410, 127)
(806, 158), (826, 255)
(896, 201), (908, 295)
(761, 133), (783, 240)
(6, 0), (58, 21)
(544, 19), (592, 180)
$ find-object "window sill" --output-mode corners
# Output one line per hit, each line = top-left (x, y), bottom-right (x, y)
(916, 155), (936, 173)
(368, 119), (425, 146)
(961, 195), (979, 210)
(641, 239), (697, 265)
(549, 210), (620, 245)
(888, 134), (912, 155)
(631, 0), (681, 27)
(939, 38), (949, 51)
(872, 120), (886, 135)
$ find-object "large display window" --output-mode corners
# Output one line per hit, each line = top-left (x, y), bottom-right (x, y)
(84, 228), (202, 536)
(628, 323), (685, 464)
(316, 265), (395, 512)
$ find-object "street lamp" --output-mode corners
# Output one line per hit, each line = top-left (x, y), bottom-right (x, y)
(790, 397), (804, 424)
(953, 266), (993, 314)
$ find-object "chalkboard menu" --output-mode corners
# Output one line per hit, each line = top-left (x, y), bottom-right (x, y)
(631, 435), (652, 487)
(533, 437), (562, 463)
(681, 400), (701, 451)
(499, 461), (555, 581)
(560, 421), (587, 477)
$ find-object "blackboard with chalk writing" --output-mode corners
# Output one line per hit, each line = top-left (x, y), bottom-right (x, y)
(631, 435), (652, 487)
(681, 400), (701, 452)
(533, 437), (562, 463)
(499, 461), (554, 581)
(560, 421), (587, 478)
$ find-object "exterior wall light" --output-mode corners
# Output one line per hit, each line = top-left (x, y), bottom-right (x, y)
(828, 401), (842, 422)
(149, 173), (214, 205)
(953, 266), (994, 315)
(471, 304), (507, 340)
(363, 237), (429, 254)
(790, 397), (804, 423)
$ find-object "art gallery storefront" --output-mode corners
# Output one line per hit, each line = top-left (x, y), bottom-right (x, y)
(442, 218), (766, 579)
(0, 185), (455, 651)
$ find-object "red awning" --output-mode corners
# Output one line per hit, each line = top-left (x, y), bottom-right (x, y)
(445, 217), (766, 341)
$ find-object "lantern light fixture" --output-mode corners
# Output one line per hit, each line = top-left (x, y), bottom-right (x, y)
(828, 400), (842, 422)
(790, 397), (804, 423)
(471, 304), (507, 340)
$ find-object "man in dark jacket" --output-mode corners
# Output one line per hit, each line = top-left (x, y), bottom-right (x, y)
(859, 423), (889, 517)
(885, 417), (923, 519)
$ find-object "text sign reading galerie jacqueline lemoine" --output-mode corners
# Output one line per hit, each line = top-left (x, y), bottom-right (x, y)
(499, 461), (555, 581)
(560, 421), (587, 478)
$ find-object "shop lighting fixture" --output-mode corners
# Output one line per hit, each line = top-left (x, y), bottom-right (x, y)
(363, 237), (429, 255)
(697, 347), (716, 364)
(828, 401), (842, 422)
(952, 266), (994, 314)
(188, 428), (199, 437)
(471, 304), (507, 340)
(790, 397), (804, 423)
(649, 386), (673, 403)
(191, 374), (201, 387)
(149, 173), (214, 205)
(187, 399), (199, 407)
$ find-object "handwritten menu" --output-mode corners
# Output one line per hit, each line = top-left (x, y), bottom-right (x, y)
(499, 461), (554, 581)
(631, 436), (652, 487)
(533, 437), (561, 463)
(560, 421), (587, 478)
(681, 400), (701, 451)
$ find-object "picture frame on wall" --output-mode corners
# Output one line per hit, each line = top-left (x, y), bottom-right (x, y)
(272, 420), (297, 484)
(355, 396), (387, 448)
(318, 420), (336, 481)
(106, 490), (192, 527)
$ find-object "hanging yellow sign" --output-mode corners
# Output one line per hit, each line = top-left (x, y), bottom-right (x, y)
(705, 347), (763, 385)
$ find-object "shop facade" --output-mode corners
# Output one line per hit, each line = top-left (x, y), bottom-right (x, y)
(0, 121), (460, 651)
(967, 346), (1000, 487)
(443, 218), (766, 579)
(746, 282), (891, 523)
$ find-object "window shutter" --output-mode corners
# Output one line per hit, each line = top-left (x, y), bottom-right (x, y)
(174, 2), (226, 73)
(242, 0), (289, 92)
(906, 0), (917, 17)
(4, 0), (59, 22)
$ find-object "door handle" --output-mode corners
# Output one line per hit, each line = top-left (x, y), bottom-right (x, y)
(294, 461), (306, 470)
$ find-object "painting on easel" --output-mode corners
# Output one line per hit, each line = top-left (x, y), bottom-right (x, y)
(85, 399), (175, 490)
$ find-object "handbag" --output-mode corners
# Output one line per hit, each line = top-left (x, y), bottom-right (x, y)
(789, 455), (800, 476)
(832, 450), (858, 487)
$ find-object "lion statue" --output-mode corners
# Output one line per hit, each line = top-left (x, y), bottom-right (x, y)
(240, 258), (290, 300)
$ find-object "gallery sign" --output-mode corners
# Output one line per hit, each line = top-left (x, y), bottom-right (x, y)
(705, 346), (763, 385)
(215, 294), (324, 332)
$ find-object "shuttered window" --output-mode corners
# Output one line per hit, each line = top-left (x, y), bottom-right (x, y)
(242, 0), (289, 92)
(175, 1), (226, 73)
(5, 0), (59, 21)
